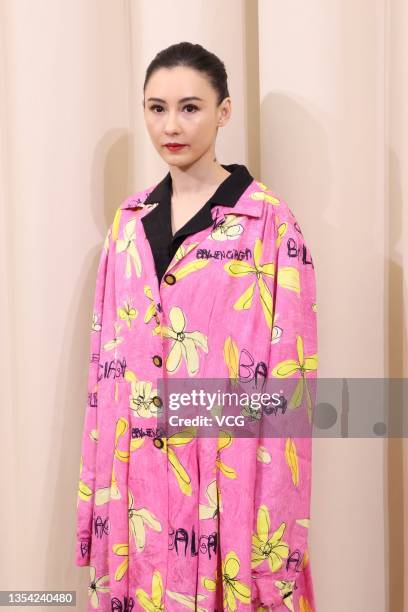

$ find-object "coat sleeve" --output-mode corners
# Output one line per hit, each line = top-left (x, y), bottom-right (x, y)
(251, 206), (318, 609)
(75, 225), (112, 567)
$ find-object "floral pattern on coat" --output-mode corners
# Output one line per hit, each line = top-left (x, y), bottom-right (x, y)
(76, 177), (318, 611)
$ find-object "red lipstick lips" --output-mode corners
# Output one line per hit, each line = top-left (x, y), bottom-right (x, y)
(165, 144), (186, 152)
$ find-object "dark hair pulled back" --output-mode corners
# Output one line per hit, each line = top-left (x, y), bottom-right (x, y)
(143, 42), (229, 106)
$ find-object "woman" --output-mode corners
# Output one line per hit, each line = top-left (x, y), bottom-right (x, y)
(76, 42), (318, 612)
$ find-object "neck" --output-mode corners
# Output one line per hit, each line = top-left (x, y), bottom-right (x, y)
(169, 158), (231, 199)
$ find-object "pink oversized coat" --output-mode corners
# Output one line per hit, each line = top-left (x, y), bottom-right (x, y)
(75, 175), (318, 612)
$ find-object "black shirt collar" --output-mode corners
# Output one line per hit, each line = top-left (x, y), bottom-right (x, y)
(143, 163), (253, 238)
(141, 163), (254, 281)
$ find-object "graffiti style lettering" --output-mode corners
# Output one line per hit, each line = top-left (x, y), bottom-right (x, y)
(88, 391), (98, 408)
(196, 248), (252, 261)
(98, 357), (127, 381)
(131, 426), (166, 439)
(168, 525), (218, 560)
(286, 549), (303, 572)
(294, 222), (303, 235)
(199, 533), (218, 560)
(211, 210), (226, 231)
(93, 515), (110, 538)
(80, 540), (89, 558)
(238, 349), (268, 389)
(286, 238), (314, 268)
(111, 596), (135, 612)
(262, 394), (287, 416)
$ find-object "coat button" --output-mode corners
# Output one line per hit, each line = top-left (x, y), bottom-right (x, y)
(153, 436), (164, 449)
(152, 395), (163, 408)
(152, 355), (162, 367)
(164, 273), (176, 285)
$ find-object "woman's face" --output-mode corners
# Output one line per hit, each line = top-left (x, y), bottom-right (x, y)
(143, 66), (231, 169)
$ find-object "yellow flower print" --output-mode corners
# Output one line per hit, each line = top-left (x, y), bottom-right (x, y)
(276, 221), (288, 248)
(130, 436), (145, 452)
(135, 569), (165, 611)
(210, 214), (244, 241)
(143, 285), (161, 334)
(129, 380), (161, 418)
(215, 431), (237, 479)
(256, 181), (269, 190)
(103, 226), (112, 252)
(299, 595), (313, 612)
(116, 218), (142, 279)
(221, 551), (251, 611)
(201, 569), (218, 592)
(114, 417), (130, 463)
(199, 479), (223, 519)
(251, 505), (289, 573)
(250, 188), (280, 206)
(285, 437), (299, 487)
(224, 238), (275, 329)
(209, 403), (223, 419)
(166, 590), (207, 611)
(272, 314), (283, 344)
(202, 555), (251, 611)
(128, 488), (162, 552)
(91, 311), (102, 332)
(161, 240), (209, 277)
(223, 336), (239, 385)
(89, 428), (98, 442)
(94, 417), (129, 505)
(77, 455), (93, 505)
(94, 485), (110, 506)
(275, 580), (296, 611)
(117, 298), (138, 328)
(103, 321), (124, 351)
(256, 445), (272, 464)
(161, 306), (208, 376)
(111, 207), (122, 242)
(88, 566), (110, 608)
(112, 543), (129, 581)
(173, 241), (200, 260)
(157, 429), (196, 496)
(110, 417), (131, 500)
(224, 238), (299, 330)
(301, 547), (309, 569)
(240, 395), (263, 422)
(271, 335), (317, 421)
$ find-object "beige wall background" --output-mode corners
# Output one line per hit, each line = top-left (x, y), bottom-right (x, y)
(0, 0), (407, 610)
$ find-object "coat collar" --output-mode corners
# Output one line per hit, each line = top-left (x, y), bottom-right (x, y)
(119, 163), (265, 221)
(118, 164), (270, 282)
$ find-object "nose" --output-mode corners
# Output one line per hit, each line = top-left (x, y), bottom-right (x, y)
(164, 110), (180, 134)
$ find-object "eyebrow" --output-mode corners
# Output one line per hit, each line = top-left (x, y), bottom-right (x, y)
(146, 96), (204, 103)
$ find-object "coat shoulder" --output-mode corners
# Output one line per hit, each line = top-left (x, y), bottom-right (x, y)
(253, 179), (299, 229)
(108, 184), (159, 241)
(118, 187), (153, 210)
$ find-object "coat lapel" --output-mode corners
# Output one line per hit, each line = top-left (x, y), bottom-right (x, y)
(118, 173), (277, 279)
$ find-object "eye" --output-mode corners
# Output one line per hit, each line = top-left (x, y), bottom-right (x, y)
(183, 104), (198, 113)
(149, 104), (199, 113)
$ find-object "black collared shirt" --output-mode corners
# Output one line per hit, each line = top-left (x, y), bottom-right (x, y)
(141, 163), (254, 283)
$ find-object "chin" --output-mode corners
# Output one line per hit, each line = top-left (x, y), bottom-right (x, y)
(165, 155), (196, 170)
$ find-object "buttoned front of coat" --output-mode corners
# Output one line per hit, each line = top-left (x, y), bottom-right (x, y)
(76, 174), (318, 612)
